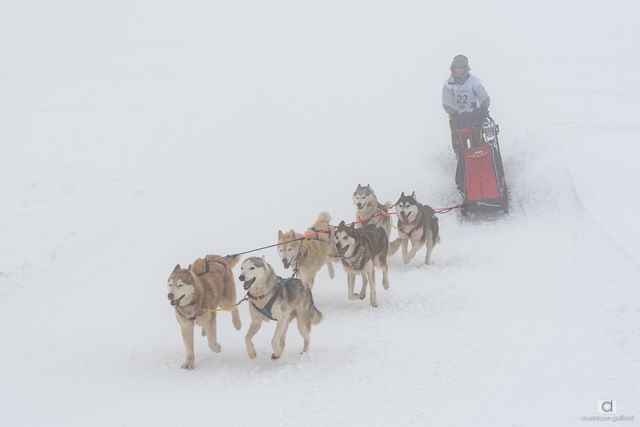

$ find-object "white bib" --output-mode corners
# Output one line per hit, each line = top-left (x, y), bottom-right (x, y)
(451, 78), (478, 113)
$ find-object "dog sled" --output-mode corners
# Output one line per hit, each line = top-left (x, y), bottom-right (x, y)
(452, 112), (509, 215)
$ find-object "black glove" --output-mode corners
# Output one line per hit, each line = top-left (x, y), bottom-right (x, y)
(474, 105), (489, 118)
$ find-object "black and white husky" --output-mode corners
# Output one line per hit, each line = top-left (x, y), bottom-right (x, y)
(389, 192), (440, 265)
(334, 221), (390, 308)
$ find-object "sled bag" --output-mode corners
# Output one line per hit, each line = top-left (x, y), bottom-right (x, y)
(463, 145), (501, 201)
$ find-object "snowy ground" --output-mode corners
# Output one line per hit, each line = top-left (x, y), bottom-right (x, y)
(1, 1), (639, 426)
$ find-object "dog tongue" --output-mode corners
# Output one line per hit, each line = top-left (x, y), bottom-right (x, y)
(244, 277), (256, 290)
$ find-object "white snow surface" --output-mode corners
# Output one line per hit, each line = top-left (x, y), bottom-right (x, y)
(1, 1), (639, 426)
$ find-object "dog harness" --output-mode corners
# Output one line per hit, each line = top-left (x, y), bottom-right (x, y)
(359, 202), (387, 226)
(341, 242), (369, 271)
(397, 212), (421, 236)
(250, 278), (289, 321)
(194, 255), (227, 276)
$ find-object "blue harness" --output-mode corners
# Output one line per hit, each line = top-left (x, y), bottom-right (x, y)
(251, 278), (290, 321)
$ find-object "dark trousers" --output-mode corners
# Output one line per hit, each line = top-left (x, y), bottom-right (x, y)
(449, 119), (465, 191)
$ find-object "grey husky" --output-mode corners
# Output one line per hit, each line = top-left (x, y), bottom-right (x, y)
(352, 184), (392, 239)
(239, 257), (323, 360)
(389, 192), (440, 265)
(334, 221), (390, 308)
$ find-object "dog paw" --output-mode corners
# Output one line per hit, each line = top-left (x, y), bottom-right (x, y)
(358, 292), (366, 300)
(382, 281), (389, 290)
(348, 294), (359, 300)
(210, 343), (222, 353)
(247, 348), (257, 359)
(370, 300), (378, 308)
(181, 359), (195, 370)
(271, 353), (281, 360)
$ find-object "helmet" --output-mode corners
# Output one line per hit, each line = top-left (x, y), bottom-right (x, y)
(450, 55), (470, 72)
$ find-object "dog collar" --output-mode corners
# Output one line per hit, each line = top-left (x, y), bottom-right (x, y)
(176, 300), (200, 320)
(248, 289), (273, 301)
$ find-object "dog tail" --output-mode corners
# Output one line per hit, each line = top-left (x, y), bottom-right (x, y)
(224, 254), (241, 269)
(388, 238), (403, 256)
(221, 255), (241, 303)
(431, 214), (440, 245)
(310, 294), (323, 325)
(422, 206), (440, 245)
(326, 257), (335, 279)
(313, 211), (332, 228)
(311, 305), (323, 325)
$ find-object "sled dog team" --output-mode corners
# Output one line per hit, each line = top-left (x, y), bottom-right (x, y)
(166, 185), (440, 369)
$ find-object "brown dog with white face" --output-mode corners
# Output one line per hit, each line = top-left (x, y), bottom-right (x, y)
(277, 211), (336, 289)
(167, 255), (241, 369)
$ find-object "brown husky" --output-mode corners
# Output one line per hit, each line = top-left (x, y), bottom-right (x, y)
(277, 212), (336, 289)
(166, 255), (242, 369)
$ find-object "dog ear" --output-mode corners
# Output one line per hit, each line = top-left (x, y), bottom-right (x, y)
(366, 184), (370, 189)
(411, 191), (415, 198)
(173, 264), (181, 273)
(289, 229), (295, 235)
(356, 184), (361, 190)
(401, 191), (405, 198)
(338, 220), (345, 227)
(278, 230), (283, 239)
(187, 264), (192, 271)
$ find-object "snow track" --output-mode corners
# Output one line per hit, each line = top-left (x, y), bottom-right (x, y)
(1, 1), (639, 426)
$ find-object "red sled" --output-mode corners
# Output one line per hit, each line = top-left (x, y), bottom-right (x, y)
(455, 117), (509, 215)
(464, 145), (501, 201)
